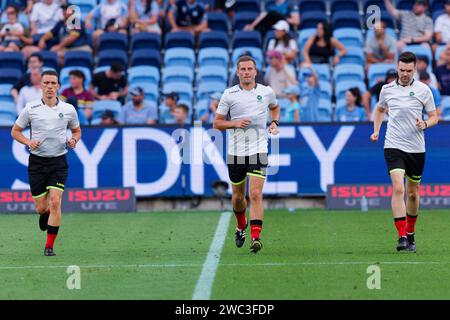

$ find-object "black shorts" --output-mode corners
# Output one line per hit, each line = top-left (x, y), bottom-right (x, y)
(227, 153), (268, 185)
(384, 148), (425, 183)
(28, 153), (68, 199)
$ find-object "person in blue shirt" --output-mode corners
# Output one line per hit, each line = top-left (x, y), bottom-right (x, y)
(129, 0), (161, 34)
(159, 92), (179, 124)
(335, 87), (366, 122)
(282, 85), (301, 123)
(118, 87), (157, 125)
(168, 0), (209, 36)
(299, 65), (321, 122)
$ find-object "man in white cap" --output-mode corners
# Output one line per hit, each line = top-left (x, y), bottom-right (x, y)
(267, 20), (298, 65)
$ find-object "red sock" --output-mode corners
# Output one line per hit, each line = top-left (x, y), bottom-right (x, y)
(250, 220), (263, 239)
(406, 213), (418, 234)
(234, 208), (247, 230)
(45, 225), (59, 249)
(394, 217), (406, 238)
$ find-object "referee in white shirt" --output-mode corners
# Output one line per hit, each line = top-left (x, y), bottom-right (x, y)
(11, 69), (81, 256)
(213, 55), (280, 253)
(371, 51), (438, 252)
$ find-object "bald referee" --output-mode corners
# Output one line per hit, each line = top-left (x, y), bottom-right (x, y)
(11, 70), (81, 256)
(213, 55), (280, 253)
(371, 51), (438, 252)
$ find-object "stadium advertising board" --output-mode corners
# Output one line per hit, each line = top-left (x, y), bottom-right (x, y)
(0, 187), (136, 213)
(326, 184), (450, 210)
(0, 123), (449, 197)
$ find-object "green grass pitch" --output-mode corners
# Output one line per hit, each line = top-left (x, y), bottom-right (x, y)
(1, 209), (450, 299)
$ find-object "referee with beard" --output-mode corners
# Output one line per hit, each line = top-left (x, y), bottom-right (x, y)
(11, 70), (81, 256)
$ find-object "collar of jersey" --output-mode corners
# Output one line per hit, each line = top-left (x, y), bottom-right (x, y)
(238, 83), (258, 91)
(396, 79), (415, 87)
(41, 97), (60, 108)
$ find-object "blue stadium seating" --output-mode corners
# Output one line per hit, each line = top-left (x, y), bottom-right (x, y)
(433, 9), (445, 21)
(335, 80), (367, 101)
(165, 31), (195, 49)
(298, 64), (331, 82)
(299, 0), (327, 12)
(363, 0), (386, 11)
(98, 32), (128, 52)
(130, 32), (161, 51)
(332, 11), (361, 29)
(365, 27), (397, 40)
(0, 52), (24, 71)
(59, 66), (92, 89)
(130, 49), (161, 68)
(164, 48), (195, 68)
(127, 66), (160, 86)
(198, 48), (229, 69)
(97, 49), (127, 67)
(232, 31), (262, 49)
(234, 0), (260, 13)
(300, 11), (328, 30)
(198, 31), (229, 49)
(298, 28), (316, 56)
(197, 81), (227, 100)
(338, 46), (365, 66)
(333, 64), (365, 83)
(333, 28), (363, 47)
(317, 98), (333, 122)
(63, 51), (93, 69)
(207, 12), (229, 33)
(367, 63), (396, 87)
(162, 66), (194, 84)
(331, 0), (360, 13)
(231, 47), (263, 69)
(442, 97), (450, 120)
(318, 80), (332, 100)
(163, 82), (194, 102)
(232, 11), (259, 31)
(0, 68), (21, 84)
(435, 44), (447, 62)
(396, 0), (415, 10)
(403, 45), (433, 64)
(91, 100), (123, 122)
(69, 0), (96, 20)
(197, 66), (228, 85)
(431, 0), (447, 12)
(40, 51), (59, 71)
(129, 82), (159, 104)
(0, 84), (13, 103)
(0, 101), (17, 126)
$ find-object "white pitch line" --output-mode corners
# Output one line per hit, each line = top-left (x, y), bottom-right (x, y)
(0, 261), (446, 271)
(192, 211), (232, 300)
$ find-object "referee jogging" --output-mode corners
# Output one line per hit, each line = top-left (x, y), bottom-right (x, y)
(11, 70), (81, 256)
(371, 51), (438, 252)
(213, 55), (280, 253)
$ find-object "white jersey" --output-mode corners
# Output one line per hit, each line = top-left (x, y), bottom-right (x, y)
(377, 79), (436, 153)
(15, 98), (80, 157)
(216, 83), (278, 156)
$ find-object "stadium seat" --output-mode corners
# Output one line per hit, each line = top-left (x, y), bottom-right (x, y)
(97, 49), (127, 68)
(299, 0), (327, 12)
(130, 49), (161, 68)
(63, 51), (93, 69)
(431, 0), (447, 12)
(318, 80), (332, 100)
(332, 11), (361, 29)
(0, 84), (13, 103)
(333, 28), (363, 47)
(207, 12), (229, 33)
(298, 28), (316, 55)
(130, 32), (161, 51)
(338, 46), (365, 66)
(40, 51), (59, 71)
(231, 47), (263, 69)
(91, 100), (123, 122)
(333, 63), (365, 83)
(297, 64), (331, 82)
(317, 98), (332, 122)
(0, 68), (21, 84)
(98, 32), (128, 52)
(234, 0), (260, 13)
(396, 0), (415, 10)
(335, 80), (367, 100)
(59, 66), (92, 89)
(365, 26), (397, 41)
(433, 9), (445, 21)
(435, 44), (447, 63)
(367, 63), (396, 87)
(232, 11), (259, 31)
(0, 101), (16, 125)
(331, 0), (360, 13)
(165, 31), (195, 49)
(198, 48), (229, 69)
(198, 31), (229, 49)
(93, 66), (110, 74)
(197, 65), (228, 85)
(129, 82), (159, 104)
(163, 82), (194, 102)
(162, 66), (194, 84)
(164, 48), (195, 68)
(363, 0), (386, 11)
(127, 66), (160, 86)
(231, 31), (262, 49)
(194, 98), (210, 121)
(0, 52), (24, 71)
(441, 97), (450, 120)
(197, 81), (227, 100)
(403, 45), (433, 65)
(300, 11), (328, 30)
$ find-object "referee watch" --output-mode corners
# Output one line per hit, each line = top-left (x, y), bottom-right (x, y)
(271, 120), (279, 126)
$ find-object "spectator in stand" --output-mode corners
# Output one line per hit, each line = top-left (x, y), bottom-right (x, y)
(85, 0), (129, 50)
(433, 0), (450, 48)
(267, 20), (298, 66)
(419, 71), (442, 119)
(167, 0), (209, 36)
(199, 92), (221, 123)
(30, 0), (63, 36)
(231, 51), (266, 86)
(282, 85), (301, 123)
(159, 92), (179, 124)
(16, 68), (42, 114)
(302, 22), (347, 66)
(100, 109), (118, 125)
(437, 43), (450, 67)
(0, 5), (25, 52)
(37, 4), (91, 66)
(365, 20), (396, 66)
(11, 52), (43, 103)
(384, 0), (433, 51)
(435, 49), (450, 96)
(90, 62), (128, 104)
(61, 70), (94, 123)
(243, 0), (300, 35)
(129, 0), (161, 34)
(172, 103), (190, 126)
(299, 64), (320, 122)
(336, 87), (366, 122)
(413, 55), (438, 88)
(118, 87), (158, 125)
(265, 50), (297, 98)
(362, 68), (398, 121)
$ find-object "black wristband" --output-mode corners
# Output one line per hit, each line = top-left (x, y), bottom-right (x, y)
(271, 120), (279, 126)
(71, 137), (78, 143)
